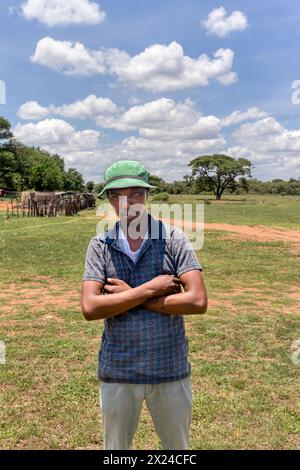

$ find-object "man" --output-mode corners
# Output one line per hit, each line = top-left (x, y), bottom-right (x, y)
(81, 160), (208, 450)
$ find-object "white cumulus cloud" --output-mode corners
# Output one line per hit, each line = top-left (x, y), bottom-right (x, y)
(233, 117), (285, 142)
(106, 42), (237, 92)
(217, 71), (238, 86)
(14, 98), (299, 182)
(227, 117), (300, 179)
(31, 37), (106, 75)
(14, 119), (101, 166)
(95, 98), (222, 141)
(31, 38), (237, 92)
(203, 6), (248, 37)
(52, 95), (119, 119)
(17, 95), (120, 123)
(221, 107), (269, 127)
(21, 0), (106, 27)
(17, 101), (50, 120)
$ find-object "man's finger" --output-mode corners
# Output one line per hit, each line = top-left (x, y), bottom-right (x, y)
(104, 285), (114, 292)
(107, 278), (121, 284)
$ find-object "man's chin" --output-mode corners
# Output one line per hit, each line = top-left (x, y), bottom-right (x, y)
(120, 215), (136, 222)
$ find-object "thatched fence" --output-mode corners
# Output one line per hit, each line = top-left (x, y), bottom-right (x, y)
(4, 191), (96, 217)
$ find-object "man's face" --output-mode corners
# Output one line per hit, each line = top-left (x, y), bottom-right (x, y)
(107, 187), (148, 224)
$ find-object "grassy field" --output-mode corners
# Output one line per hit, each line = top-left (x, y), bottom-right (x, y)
(0, 194), (299, 449)
(150, 193), (300, 229)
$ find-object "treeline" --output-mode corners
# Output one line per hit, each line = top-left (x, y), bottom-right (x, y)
(0, 117), (92, 193)
(1, 115), (299, 196)
(118, 175), (300, 196)
(243, 178), (300, 195)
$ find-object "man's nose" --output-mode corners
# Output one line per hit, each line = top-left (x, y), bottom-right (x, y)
(119, 196), (130, 208)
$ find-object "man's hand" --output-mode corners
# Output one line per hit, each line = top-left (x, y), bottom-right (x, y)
(104, 275), (182, 297)
(142, 270), (207, 316)
(145, 274), (181, 297)
(104, 278), (131, 294)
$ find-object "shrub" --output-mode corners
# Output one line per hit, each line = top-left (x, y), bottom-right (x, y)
(151, 192), (170, 202)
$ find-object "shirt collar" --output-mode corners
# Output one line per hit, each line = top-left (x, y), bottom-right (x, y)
(99, 212), (167, 247)
(119, 224), (148, 242)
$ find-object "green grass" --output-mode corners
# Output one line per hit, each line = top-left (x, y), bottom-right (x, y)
(0, 195), (299, 449)
(147, 193), (300, 229)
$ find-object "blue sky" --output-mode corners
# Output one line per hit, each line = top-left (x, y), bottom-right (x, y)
(0, 0), (300, 182)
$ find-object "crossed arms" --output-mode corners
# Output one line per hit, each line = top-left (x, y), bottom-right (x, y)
(81, 270), (208, 321)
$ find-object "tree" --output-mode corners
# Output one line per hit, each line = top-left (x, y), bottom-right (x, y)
(63, 168), (85, 192)
(0, 117), (13, 142)
(94, 182), (105, 196)
(0, 120), (24, 190)
(269, 179), (289, 195)
(238, 176), (250, 193)
(193, 175), (214, 194)
(182, 175), (196, 194)
(148, 174), (169, 193)
(171, 181), (185, 194)
(188, 154), (253, 200)
(31, 158), (64, 191)
(287, 178), (300, 195)
(86, 181), (94, 192)
(0, 150), (20, 189)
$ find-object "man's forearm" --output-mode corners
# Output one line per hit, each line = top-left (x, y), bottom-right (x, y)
(141, 291), (206, 316)
(84, 283), (156, 321)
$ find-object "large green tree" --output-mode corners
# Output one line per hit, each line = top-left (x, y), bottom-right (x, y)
(63, 168), (85, 192)
(188, 154), (253, 200)
(31, 158), (64, 191)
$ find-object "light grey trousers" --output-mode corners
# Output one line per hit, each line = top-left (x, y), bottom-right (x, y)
(99, 376), (192, 450)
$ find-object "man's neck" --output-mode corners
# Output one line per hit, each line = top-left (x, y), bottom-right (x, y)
(119, 212), (149, 242)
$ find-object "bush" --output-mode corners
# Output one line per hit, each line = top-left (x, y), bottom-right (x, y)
(151, 192), (170, 202)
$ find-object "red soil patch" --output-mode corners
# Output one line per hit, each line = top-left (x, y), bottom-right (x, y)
(0, 201), (10, 211)
(0, 277), (81, 316)
(159, 217), (300, 244)
(205, 284), (300, 316)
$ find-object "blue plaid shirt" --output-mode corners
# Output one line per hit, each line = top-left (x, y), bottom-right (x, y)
(82, 213), (203, 384)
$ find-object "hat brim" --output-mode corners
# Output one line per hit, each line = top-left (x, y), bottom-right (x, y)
(97, 178), (157, 199)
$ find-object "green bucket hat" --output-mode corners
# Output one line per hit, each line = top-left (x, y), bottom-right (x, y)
(98, 160), (157, 198)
